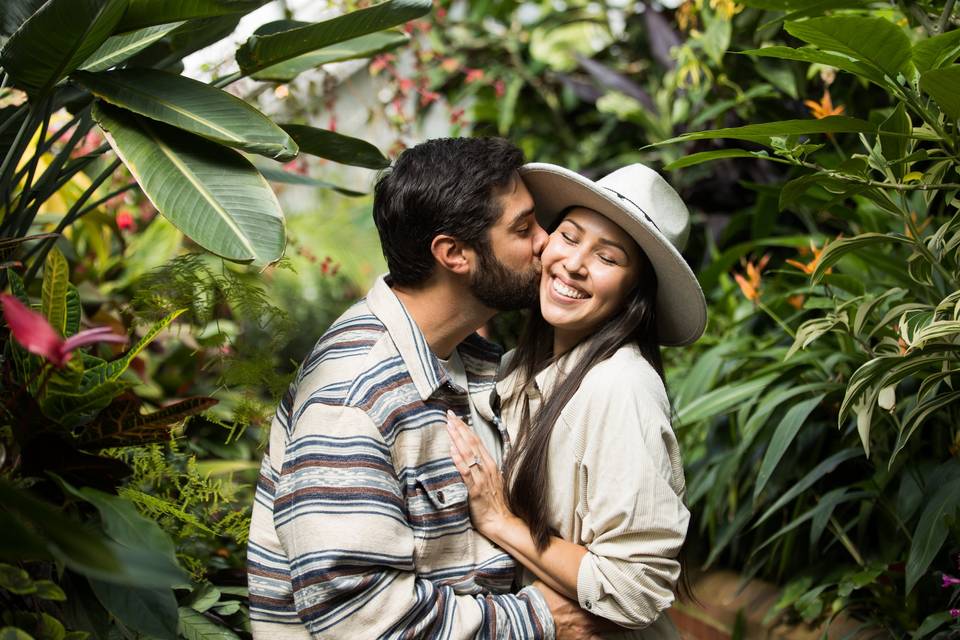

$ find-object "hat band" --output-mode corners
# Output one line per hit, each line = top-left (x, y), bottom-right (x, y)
(603, 187), (662, 234)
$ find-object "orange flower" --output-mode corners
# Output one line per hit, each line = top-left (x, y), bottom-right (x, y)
(787, 295), (805, 310)
(804, 89), (844, 119)
(676, 1), (697, 31)
(786, 236), (838, 275)
(905, 211), (931, 239)
(733, 253), (770, 302)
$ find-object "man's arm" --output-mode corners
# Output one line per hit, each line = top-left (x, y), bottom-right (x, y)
(274, 402), (555, 639)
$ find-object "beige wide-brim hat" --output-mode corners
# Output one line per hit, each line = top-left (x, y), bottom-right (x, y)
(520, 162), (707, 346)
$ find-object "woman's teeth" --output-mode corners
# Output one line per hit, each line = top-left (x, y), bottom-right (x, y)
(552, 278), (587, 299)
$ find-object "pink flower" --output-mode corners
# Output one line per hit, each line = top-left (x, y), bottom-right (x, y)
(951, 608), (960, 618)
(494, 79), (506, 98)
(116, 209), (136, 231)
(464, 68), (484, 83)
(1, 294), (127, 367)
(943, 574), (960, 588)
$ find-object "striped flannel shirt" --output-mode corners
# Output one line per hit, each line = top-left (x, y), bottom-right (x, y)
(248, 276), (555, 639)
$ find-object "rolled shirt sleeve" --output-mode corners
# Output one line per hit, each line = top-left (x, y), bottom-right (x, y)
(275, 402), (555, 639)
(567, 366), (690, 629)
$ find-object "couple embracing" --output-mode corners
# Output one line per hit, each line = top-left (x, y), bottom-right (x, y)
(247, 136), (707, 639)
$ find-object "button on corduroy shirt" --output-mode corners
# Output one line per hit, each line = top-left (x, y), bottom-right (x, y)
(497, 343), (689, 639)
(248, 276), (554, 639)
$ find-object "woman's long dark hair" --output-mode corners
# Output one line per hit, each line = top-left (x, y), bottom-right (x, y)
(500, 214), (696, 600)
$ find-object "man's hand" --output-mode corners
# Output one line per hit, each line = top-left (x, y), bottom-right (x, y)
(533, 580), (619, 640)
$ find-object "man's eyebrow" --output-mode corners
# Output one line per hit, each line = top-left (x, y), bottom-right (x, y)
(562, 218), (628, 254)
(510, 207), (536, 226)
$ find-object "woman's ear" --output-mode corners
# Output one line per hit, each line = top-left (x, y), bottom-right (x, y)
(431, 234), (472, 275)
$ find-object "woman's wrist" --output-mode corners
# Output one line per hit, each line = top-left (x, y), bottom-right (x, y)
(484, 513), (524, 548)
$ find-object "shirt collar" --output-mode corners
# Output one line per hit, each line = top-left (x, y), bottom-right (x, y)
(366, 275), (501, 401)
(496, 341), (591, 403)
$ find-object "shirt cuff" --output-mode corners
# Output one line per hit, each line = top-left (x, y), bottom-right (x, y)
(576, 550), (600, 614)
(519, 584), (557, 640)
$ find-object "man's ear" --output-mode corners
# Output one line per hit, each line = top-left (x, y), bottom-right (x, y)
(430, 234), (473, 275)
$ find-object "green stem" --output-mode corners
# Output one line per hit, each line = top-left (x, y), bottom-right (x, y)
(9, 98), (52, 232)
(8, 107), (87, 187)
(0, 103), (40, 206)
(756, 299), (796, 338)
(828, 515), (865, 566)
(938, 0), (957, 34)
(796, 160), (960, 191)
(212, 71), (243, 89)
(22, 158), (122, 286)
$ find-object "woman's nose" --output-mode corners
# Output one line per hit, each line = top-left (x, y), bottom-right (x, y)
(563, 249), (587, 274)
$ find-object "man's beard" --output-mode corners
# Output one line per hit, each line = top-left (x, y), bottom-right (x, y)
(469, 244), (541, 311)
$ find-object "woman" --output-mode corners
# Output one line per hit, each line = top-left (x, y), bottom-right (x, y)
(446, 163), (706, 638)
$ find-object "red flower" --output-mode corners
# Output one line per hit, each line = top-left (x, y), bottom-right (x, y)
(494, 80), (506, 97)
(464, 68), (485, 83)
(1, 294), (127, 367)
(116, 209), (136, 231)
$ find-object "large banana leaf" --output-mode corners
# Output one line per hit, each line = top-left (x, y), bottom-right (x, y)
(79, 21), (185, 72)
(0, 0), (48, 37)
(281, 124), (389, 169)
(235, 0), (431, 77)
(74, 69), (297, 161)
(252, 29), (409, 82)
(93, 102), (285, 265)
(117, 0), (268, 32)
(0, 0), (128, 97)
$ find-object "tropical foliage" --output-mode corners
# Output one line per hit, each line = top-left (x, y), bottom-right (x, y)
(0, 0), (426, 637)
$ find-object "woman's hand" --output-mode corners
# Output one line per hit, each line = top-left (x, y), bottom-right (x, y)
(446, 410), (513, 540)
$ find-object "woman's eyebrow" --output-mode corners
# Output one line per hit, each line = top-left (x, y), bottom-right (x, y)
(564, 218), (628, 254)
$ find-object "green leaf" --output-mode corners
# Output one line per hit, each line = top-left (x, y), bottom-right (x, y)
(280, 124), (388, 169)
(79, 21), (185, 72)
(784, 16), (912, 79)
(701, 9), (731, 65)
(913, 611), (954, 639)
(256, 164), (365, 196)
(0, 480), (124, 580)
(75, 70), (297, 161)
(753, 395), (825, 502)
(0, 0), (128, 96)
(879, 103), (911, 181)
(33, 580), (66, 601)
(89, 581), (178, 640)
(740, 46), (887, 87)
(36, 613), (65, 640)
(654, 116), (875, 147)
(64, 285), (81, 336)
(0, 563), (36, 595)
(41, 247), (69, 336)
(810, 488), (872, 548)
(913, 28), (960, 72)
(675, 374), (778, 427)
(252, 30), (409, 82)
(177, 607), (241, 640)
(906, 477), (960, 593)
(920, 66), (960, 121)
(93, 102), (285, 265)
(82, 307), (185, 388)
(498, 76), (524, 136)
(664, 149), (778, 171)
(0, 628), (34, 640)
(117, 0), (268, 31)
(892, 390), (960, 466)
(754, 448), (861, 526)
(186, 583), (221, 612)
(810, 232), (912, 284)
(236, 0), (431, 77)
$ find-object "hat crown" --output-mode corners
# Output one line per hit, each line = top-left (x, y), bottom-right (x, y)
(595, 164), (690, 252)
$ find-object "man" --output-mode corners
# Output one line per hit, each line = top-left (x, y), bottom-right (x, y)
(248, 138), (604, 638)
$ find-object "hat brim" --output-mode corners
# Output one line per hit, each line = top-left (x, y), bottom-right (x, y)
(520, 163), (707, 346)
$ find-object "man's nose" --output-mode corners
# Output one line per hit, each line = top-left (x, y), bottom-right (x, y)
(532, 221), (548, 256)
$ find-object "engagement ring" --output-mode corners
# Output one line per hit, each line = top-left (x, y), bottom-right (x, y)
(468, 456), (481, 468)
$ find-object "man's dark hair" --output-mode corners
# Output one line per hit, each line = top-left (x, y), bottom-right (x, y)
(372, 137), (525, 287)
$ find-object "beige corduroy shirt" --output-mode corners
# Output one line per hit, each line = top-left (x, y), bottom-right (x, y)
(497, 343), (689, 639)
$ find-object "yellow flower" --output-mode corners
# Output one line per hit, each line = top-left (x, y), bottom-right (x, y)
(734, 254), (770, 302)
(804, 89), (845, 119)
(709, 0), (743, 20)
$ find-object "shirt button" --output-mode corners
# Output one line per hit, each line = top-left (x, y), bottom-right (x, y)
(436, 490), (445, 504)
(584, 601), (592, 610)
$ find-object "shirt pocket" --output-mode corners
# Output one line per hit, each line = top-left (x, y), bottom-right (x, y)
(409, 469), (473, 575)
